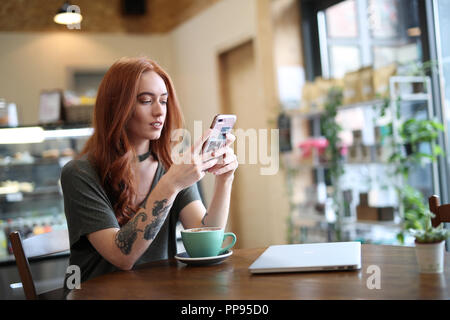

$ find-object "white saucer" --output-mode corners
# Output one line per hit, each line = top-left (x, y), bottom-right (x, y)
(175, 250), (233, 266)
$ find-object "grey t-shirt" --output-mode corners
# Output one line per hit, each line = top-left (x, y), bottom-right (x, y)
(60, 157), (201, 293)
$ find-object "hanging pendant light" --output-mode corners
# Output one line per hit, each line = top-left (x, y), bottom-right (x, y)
(54, 2), (83, 25)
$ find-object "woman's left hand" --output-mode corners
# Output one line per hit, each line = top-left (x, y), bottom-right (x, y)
(205, 133), (238, 181)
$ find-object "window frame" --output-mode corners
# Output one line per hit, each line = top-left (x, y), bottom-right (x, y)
(318, 0), (418, 78)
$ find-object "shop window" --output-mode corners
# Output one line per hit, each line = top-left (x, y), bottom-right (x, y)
(368, 0), (400, 39)
(329, 45), (361, 79)
(434, 0), (450, 206)
(326, 0), (358, 38)
(318, 0), (422, 78)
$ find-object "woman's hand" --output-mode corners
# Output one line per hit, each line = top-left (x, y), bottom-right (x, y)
(166, 129), (221, 192)
(206, 133), (238, 181)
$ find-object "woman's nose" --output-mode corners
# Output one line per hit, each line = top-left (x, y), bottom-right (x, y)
(152, 101), (165, 116)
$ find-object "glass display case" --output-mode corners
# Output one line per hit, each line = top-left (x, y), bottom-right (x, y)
(0, 125), (93, 262)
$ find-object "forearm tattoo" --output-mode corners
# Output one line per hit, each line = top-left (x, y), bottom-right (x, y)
(143, 199), (171, 240)
(115, 212), (146, 255)
(201, 212), (208, 226)
(114, 199), (172, 255)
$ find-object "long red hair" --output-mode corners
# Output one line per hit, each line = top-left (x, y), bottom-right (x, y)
(81, 57), (184, 226)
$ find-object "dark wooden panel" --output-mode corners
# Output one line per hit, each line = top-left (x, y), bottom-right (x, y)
(0, 0), (222, 33)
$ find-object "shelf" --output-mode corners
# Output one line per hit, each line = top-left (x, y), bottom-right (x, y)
(0, 123), (91, 130)
(0, 156), (74, 168)
(337, 99), (385, 111)
(283, 160), (394, 171)
(285, 93), (428, 118)
(342, 219), (401, 229)
(398, 93), (429, 101)
(286, 109), (323, 119)
(293, 215), (401, 231)
(43, 127), (93, 140)
(0, 126), (93, 144)
(292, 214), (328, 227)
(0, 186), (61, 203)
(285, 99), (385, 118)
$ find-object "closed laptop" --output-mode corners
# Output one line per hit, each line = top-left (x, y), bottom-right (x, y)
(248, 241), (361, 274)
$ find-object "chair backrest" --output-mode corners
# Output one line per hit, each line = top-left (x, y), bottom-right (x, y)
(8, 229), (70, 300)
(429, 195), (450, 227)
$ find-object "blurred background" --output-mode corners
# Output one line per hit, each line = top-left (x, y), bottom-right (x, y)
(0, 0), (449, 299)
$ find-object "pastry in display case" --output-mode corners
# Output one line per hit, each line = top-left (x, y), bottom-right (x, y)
(0, 125), (92, 261)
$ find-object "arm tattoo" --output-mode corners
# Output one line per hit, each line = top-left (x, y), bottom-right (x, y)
(115, 212), (147, 255)
(151, 199), (169, 217)
(114, 199), (173, 254)
(143, 199), (172, 240)
(201, 212), (208, 226)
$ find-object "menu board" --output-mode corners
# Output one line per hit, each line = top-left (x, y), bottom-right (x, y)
(39, 90), (62, 124)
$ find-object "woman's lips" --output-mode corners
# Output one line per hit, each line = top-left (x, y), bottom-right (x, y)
(150, 121), (162, 129)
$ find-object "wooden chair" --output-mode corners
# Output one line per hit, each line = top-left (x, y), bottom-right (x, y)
(429, 195), (450, 227)
(8, 229), (70, 300)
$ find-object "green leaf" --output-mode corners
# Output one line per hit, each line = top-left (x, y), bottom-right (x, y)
(433, 145), (443, 155)
(396, 232), (405, 244)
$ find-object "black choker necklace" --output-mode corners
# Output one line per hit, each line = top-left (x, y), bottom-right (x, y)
(138, 150), (152, 162)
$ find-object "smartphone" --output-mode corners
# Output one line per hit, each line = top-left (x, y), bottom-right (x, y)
(202, 114), (237, 155)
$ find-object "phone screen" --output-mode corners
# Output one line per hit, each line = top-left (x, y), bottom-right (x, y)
(204, 127), (231, 153)
(202, 115), (236, 154)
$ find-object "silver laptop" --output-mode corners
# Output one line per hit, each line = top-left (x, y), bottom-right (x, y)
(248, 241), (361, 274)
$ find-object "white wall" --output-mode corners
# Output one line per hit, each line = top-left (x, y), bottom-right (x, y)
(0, 32), (171, 125)
(169, 0), (257, 212)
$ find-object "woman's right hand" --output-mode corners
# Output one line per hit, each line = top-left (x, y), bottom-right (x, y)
(165, 129), (224, 192)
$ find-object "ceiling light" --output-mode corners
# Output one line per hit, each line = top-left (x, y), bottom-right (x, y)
(54, 2), (83, 25)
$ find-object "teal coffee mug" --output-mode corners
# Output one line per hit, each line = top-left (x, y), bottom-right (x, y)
(181, 227), (237, 258)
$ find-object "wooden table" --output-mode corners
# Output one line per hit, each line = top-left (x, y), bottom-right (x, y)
(66, 244), (450, 300)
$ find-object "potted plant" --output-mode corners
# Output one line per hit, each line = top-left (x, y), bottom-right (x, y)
(390, 116), (445, 243)
(376, 86), (445, 244)
(409, 210), (450, 273)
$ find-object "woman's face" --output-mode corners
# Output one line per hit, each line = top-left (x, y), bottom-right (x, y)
(127, 70), (168, 143)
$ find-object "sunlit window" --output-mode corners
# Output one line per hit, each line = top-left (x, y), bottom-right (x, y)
(319, 0), (422, 78)
(329, 46), (361, 79)
(368, 0), (400, 39)
(326, 0), (358, 38)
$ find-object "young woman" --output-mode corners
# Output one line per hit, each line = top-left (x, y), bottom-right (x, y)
(60, 57), (238, 291)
